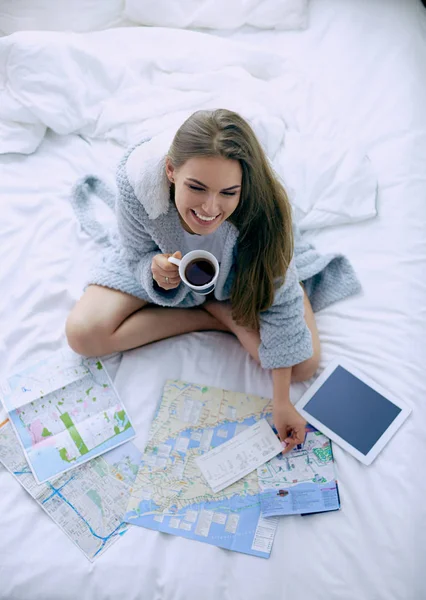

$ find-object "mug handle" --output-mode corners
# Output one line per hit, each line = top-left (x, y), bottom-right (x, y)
(168, 256), (181, 267)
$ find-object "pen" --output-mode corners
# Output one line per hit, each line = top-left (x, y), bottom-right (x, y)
(272, 425), (306, 449)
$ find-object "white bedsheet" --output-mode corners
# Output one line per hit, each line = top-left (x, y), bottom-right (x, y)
(1, 0), (426, 599)
(0, 25), (377, 230)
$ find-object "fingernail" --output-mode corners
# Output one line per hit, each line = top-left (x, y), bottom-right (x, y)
(281, 441), (288, 448)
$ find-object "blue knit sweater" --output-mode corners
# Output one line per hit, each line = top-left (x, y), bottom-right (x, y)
(72, 137), (361, 370)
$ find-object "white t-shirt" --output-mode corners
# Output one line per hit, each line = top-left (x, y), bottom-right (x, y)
(182, 227), (224, 264)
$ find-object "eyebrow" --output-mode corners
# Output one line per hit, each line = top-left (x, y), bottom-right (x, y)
(186, 177), (241, 191)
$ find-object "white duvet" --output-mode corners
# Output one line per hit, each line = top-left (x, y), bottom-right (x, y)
(0, 0), (308, 34)
(0, 27), (376, 230)
(124, 0), (308, 30)
(1, 3), (426, 598)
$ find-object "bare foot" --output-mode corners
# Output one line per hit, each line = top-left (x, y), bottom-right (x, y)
(203, 301), (260, 363)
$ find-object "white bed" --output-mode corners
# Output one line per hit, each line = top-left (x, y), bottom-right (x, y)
(1, 1), (426, 599)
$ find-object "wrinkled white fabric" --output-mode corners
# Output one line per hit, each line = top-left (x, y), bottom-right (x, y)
(0, 0), (127, 35)
(0, 28), (376, 229)
(124, 0), (308, 30)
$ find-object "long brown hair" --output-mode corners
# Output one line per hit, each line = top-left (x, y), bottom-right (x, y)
(168, 109), (294, 330)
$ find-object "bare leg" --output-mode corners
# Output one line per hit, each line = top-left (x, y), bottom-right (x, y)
(203, 290), (320, 382)
(66, 285), (229, 357)
(203, 301), (261, 363)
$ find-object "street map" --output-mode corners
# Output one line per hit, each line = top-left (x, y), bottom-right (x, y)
(258, 425), (340, 516)
(0, 419), (141, 560)
(125, 380), (279, 558)
(0, 349), (135, 482)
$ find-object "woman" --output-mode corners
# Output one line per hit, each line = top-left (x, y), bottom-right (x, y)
(66, 109), (359, 452)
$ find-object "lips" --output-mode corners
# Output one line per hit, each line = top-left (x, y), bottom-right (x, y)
(192, 209), (219, 221)
(190, 209), (220, 226)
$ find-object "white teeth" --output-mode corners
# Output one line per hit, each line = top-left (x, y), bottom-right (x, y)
(194, 210), (217, 222)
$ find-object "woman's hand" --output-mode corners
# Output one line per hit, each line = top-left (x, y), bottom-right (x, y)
(273, 399), (307, 454)
(272, 367), (306, 453)
(152, 251), (182, 290)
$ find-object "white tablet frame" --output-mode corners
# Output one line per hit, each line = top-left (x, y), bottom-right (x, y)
(295, 358), (412, 466)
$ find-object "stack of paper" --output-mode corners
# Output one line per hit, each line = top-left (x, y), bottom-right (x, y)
(125, 379), (281, 559)
(124, 380), (340, 560)
(0, 348), (139, 560)
(0, 348), (136, 482)
(1, 364), (340, 561)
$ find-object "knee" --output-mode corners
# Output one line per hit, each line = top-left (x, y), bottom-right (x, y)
(65, 312), (106, 357)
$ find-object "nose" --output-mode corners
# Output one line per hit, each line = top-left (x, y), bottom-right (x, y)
(201, 192), (220, 215)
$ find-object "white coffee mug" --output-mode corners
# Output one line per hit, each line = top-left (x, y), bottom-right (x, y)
(168, 250), (219, 295)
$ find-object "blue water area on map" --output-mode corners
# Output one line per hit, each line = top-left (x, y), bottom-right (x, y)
(152, 415), (258, 461)
(9, 410), (33, 449)
(125, 412), (275, 557)
(35, 427), (135, 483)
(104, 441), (142, 465)
(124, 414), (271, 558)
(125, 492), (269, 558)
(103, 442), (142, 484)
(260, 481), (340, 517)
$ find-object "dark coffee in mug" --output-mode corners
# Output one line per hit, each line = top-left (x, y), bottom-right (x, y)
(184, 259), (216, 286)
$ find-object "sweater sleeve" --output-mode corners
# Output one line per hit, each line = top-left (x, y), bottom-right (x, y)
(115, 192), (190, 307)
(258, 260), (313, 370)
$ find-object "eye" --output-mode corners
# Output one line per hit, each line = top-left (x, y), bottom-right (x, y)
(222, 191), (237, 197)
(188, 185), (205, 192)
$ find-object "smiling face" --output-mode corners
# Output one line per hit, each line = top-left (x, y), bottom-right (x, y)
(165, 156), (242, 235)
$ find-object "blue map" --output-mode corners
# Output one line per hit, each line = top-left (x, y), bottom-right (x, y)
(0, 349), (135, 483)
(125, 380), (279, 558)
(258, 426), (340, 517)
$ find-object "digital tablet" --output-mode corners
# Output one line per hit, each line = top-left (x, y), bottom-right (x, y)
(295, 359), (412, 465)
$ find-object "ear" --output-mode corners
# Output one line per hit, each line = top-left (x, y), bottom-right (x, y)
(165, 157), (175, 183)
